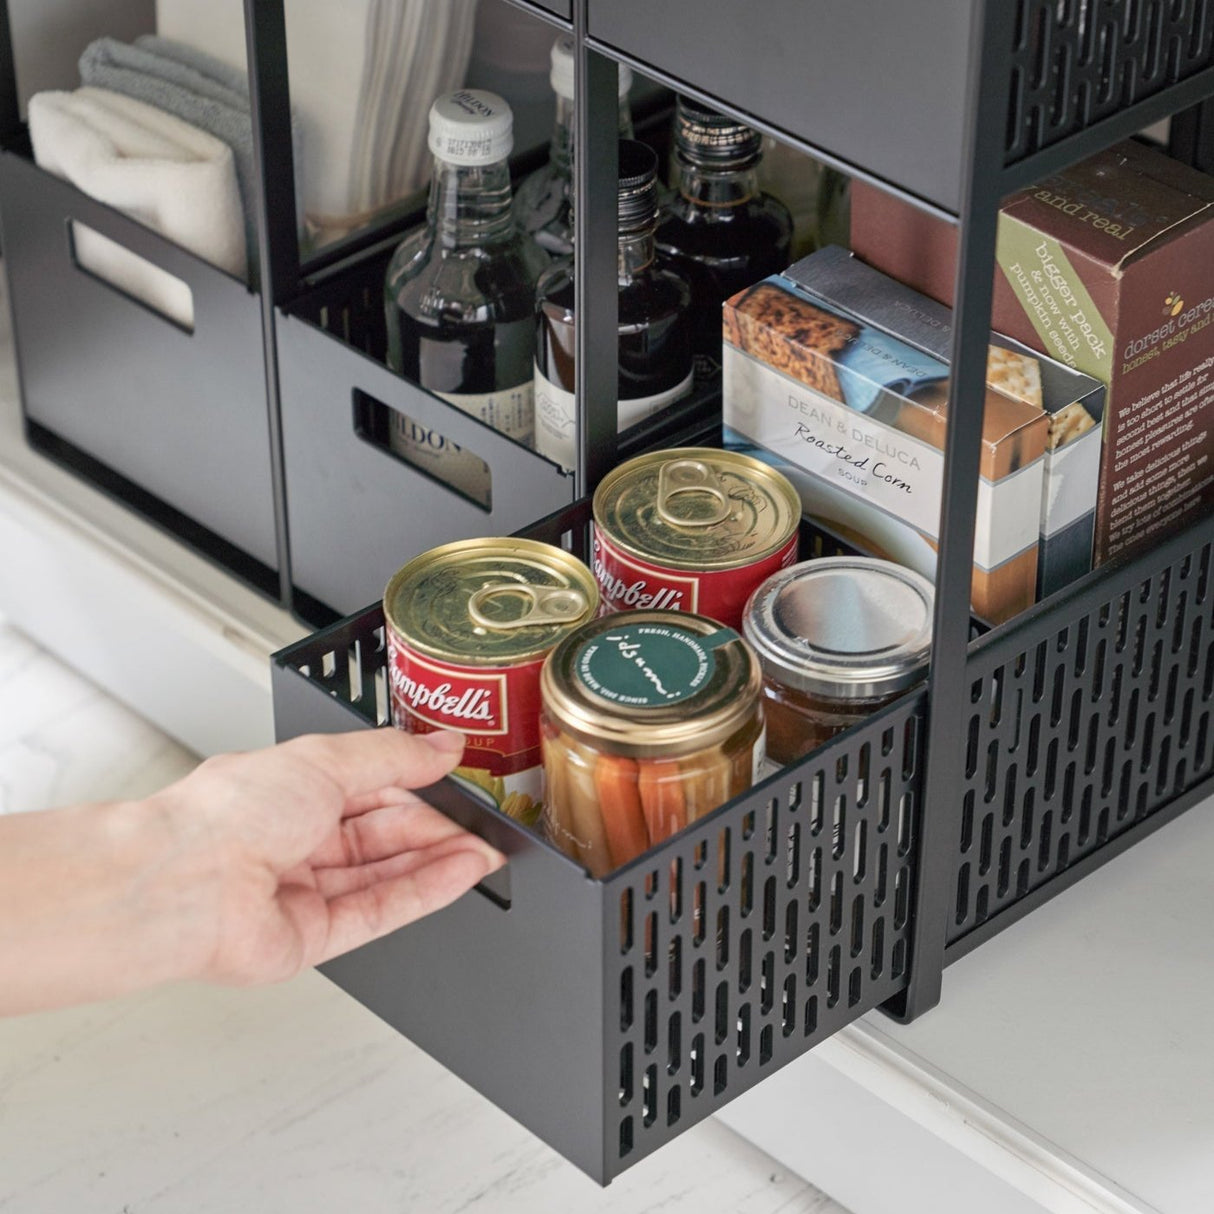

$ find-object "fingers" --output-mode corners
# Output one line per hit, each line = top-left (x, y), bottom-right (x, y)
(281, 728), (466, 802)
(312, 831), (495, 899)
(310, 799), (502, 871)
(315, 843), (503, 963)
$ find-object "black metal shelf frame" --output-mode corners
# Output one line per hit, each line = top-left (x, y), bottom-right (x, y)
(3, 0), (1209, 1186)
(258, 0), (1214, 1180)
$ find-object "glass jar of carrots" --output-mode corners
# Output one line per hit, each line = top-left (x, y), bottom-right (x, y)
(539, 610), (764, 876)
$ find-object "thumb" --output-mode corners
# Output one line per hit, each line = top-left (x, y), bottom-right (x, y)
(417, 729), (467, 761)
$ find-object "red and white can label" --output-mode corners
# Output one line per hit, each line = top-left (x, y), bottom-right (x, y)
(386, 630), (545, 778)
(591, 523), (798, 631)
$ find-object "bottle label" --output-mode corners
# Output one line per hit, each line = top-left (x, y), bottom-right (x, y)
(753, 724), (769, 785)
(388, 382), (534, 507)
(534, 365), (577, 471)
(534, 365), (694, 472)
(618, 370), (694, 430)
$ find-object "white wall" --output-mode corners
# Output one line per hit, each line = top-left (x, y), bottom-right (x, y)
(9, 0), (156, 114)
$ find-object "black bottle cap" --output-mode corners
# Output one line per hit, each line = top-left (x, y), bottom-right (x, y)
(675, 95), (762, 167)
(617, 139), (659, 233)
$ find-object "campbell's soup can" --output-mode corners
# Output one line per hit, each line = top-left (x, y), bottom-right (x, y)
(592, 448), (800, 630)
(384, 538), (598, 826)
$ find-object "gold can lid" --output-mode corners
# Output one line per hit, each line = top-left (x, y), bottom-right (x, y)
(592, 448), (800, 572)
(541, 611), (761, 759)
(384, 538), (598, 665)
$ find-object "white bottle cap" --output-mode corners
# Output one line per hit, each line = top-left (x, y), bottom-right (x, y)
(549, 35), (633, 102)
(428, 89), (514, 166)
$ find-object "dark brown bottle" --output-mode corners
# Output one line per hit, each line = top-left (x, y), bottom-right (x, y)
(534, 140), (693, 472)
(655, 96), (793, 377)
(513, 34), (634, 257)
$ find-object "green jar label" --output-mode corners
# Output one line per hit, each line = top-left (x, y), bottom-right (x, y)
(575, 623), (736, 707)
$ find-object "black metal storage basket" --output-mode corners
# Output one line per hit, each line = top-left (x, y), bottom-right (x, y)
(947, 514), (1214, 959)
(271, 498), (1214, 1184)
(275, 230), (723, 622)
(0, 146), (281, 590)
(274, 236), (576, 621)
(588, 0), (1214, 210)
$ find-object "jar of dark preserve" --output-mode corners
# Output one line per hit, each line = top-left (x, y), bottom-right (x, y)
(742, 557), (934, 766)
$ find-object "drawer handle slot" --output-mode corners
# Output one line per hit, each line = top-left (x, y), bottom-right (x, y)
(67, 218), (195, 333)
(352, 387), (493, 511)
(474, 864), (512, 911)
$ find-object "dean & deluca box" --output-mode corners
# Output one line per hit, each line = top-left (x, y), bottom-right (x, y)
(783, 246), (1106, 599)
(721, 273), (1049, 625)
(851, 138), (1214, 565)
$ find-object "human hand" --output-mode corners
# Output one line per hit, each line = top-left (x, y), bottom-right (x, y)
(0, 727), (505, 1016)
(155, 729), (505, 987)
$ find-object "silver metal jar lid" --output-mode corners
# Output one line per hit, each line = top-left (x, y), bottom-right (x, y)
(742, 557), (934, 701)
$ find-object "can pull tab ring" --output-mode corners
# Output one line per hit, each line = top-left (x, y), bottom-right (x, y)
(657, 458), (731, 527)
(467, 583), (588, 631)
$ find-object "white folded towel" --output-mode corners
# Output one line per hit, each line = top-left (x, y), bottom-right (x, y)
(28, 87), (244, 328)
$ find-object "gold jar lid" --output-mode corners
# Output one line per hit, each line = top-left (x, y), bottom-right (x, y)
(541, 610), (761, 759)
(384, 538), (598, 665)
(592, 448), (800, 571)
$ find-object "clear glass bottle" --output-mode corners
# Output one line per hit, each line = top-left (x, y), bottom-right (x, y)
(655, 96), (793, 377)
(534, 140), (694, 473)
(513, 35), (634, 257)
(384, 90), (548, 505)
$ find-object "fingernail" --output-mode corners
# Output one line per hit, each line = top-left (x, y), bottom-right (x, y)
(424, 729), (466, 755)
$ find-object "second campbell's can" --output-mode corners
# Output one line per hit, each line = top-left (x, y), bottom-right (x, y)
(591, 448), (800, 630)
(384, 538), (598, 825)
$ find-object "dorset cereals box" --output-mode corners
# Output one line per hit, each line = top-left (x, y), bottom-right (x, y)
(851, 138), (1214, 565)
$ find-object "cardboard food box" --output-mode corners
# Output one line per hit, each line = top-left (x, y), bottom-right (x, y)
(784, 246), (1106, 598)
(851, 138), (1214, 566)
(721, 273), (1049, 625)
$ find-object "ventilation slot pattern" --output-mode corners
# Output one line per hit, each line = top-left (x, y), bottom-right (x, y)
(1005, 0), (1214, 162)
(610, 696), (924, 1167)
(951, 540), (1214, 943)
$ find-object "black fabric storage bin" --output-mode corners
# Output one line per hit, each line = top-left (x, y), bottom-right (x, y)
(275, 241), (577, 619)
(270, 499), (1214, 1184)
(0, 149), (280, 585)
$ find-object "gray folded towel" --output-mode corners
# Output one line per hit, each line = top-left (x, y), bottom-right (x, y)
(135, 34), (251, 99)
(78, 36), (301, 284)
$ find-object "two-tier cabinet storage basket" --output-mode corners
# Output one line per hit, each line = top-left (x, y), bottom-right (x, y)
(269, 0), (1214, 1184)
(270, 0), (1214, 1185)
(4, 0), (1209, 1188)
